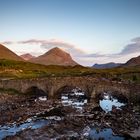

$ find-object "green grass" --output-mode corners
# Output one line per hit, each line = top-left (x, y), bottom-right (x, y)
(0, 59), (140, 83)
(0, 88), (38, 96)
(0, 88), (21, 95)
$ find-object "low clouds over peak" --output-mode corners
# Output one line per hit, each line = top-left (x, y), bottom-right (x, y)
(1, 37), (140, 66)
(1, 37), (140, 57)
(19, 39), (86, 57)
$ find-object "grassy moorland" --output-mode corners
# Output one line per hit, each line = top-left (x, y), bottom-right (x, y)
(0, 59), (140, 83)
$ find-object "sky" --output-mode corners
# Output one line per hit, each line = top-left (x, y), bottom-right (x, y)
(0, 0), (140, 66)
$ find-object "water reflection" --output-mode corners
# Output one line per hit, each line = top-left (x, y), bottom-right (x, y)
(35, 96), (47, 102)
(100, 93), (126, 112)
(88, 127), (124, 140)
(0, 117), (48, 140)
(61, 88), (87, 109)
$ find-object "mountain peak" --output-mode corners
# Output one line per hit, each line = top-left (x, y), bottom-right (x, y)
(51, 47), (61, 51)
(45, 47), (68, 55)
(30, 47), (78, 66)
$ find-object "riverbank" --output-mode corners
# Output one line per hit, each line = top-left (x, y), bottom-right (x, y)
(0, 90), (139, 140)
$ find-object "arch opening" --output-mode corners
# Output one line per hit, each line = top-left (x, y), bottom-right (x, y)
(97, 91), (128, 113)
(25, 86), (48, 100)
(56, 86), (88, 109)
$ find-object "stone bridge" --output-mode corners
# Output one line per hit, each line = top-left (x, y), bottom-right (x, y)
(0, 76), (139, 102)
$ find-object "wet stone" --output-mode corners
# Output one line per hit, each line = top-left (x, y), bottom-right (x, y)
(0, 90), (140, 140)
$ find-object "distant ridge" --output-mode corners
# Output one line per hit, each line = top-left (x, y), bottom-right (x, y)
(20, 53), (35, 60)
(30, 47), (79, 66)
(92, 55), (140, 69)
(0, 44), (23, 61)
(92, 62), (122, 69)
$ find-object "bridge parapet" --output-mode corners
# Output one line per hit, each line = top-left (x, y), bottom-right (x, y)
(0, 77), (139, 102)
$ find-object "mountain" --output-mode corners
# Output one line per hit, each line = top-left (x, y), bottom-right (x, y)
(92, 62), (122, 69)
(29, 47), (79, 66)
(124, 55), (140, 67)
(20, 53), (35, 60)
(0, 44), (23, 61)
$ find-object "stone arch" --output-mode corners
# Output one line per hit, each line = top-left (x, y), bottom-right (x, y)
(92, 85), (129, 103)
(25, 86), (48, 97)
(54, 85), (88, 99)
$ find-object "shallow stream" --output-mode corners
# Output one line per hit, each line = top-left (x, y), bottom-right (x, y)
(0, 117), (48, 140)
(0, 89), (128, 139)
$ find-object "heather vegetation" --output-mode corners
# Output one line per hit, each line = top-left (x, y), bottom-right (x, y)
(0, 59), (140, 83)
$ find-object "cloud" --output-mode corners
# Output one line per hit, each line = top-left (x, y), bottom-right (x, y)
(74, 36), (140, 65)
(2, 37), (140, 57)
(1, 37), (140, 66)
(1, 41), (14, 45)
(84, 37), (140, 58)
(18, 39), (46, 44)
(82, 53), (107, 58)
(19, 39), (86, 57)
(119, 37), (140, 55)
(131, 37), (140, 43)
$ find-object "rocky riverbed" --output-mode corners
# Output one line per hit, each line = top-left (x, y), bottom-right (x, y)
(0, 89), (140, 140)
